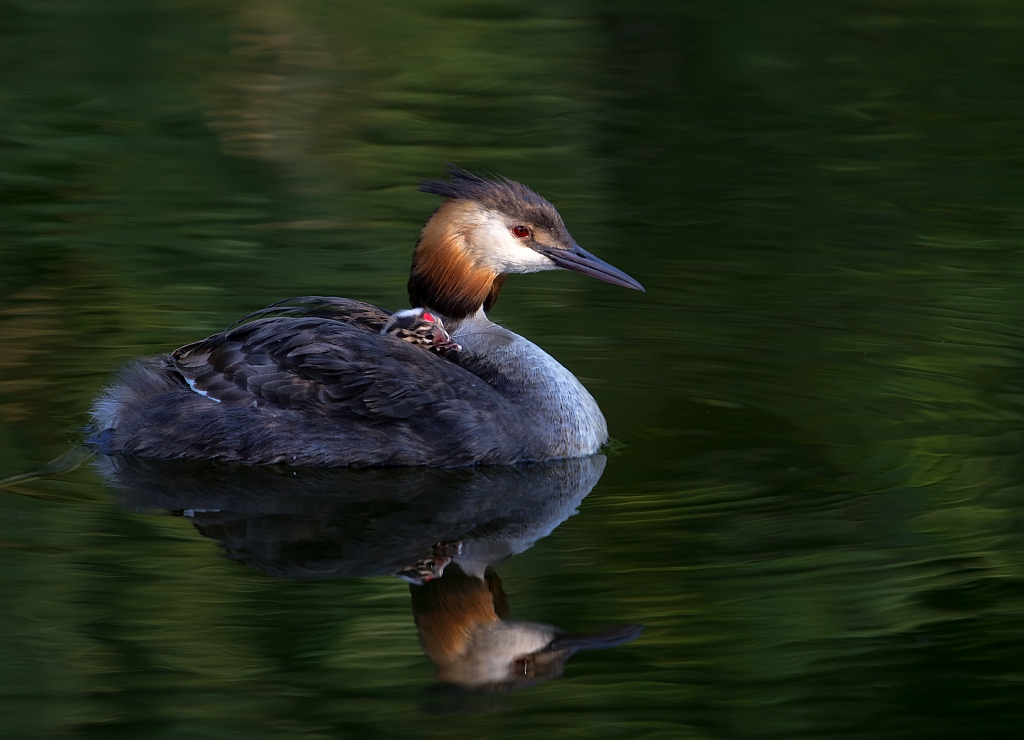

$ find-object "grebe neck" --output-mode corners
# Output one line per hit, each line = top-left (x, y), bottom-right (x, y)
(407, 201), (508, 320)
(448, 309), (608, 458)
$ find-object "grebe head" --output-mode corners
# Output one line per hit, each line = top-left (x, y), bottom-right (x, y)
(409, 165), (644, 320)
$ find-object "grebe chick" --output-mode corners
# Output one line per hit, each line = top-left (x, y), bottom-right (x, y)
(382, 308), (461, 354)
(88, 166), (644, 467)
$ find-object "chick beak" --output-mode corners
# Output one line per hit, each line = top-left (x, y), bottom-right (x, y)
(430, 323), (461, 353)
(431, 324), (452, 345)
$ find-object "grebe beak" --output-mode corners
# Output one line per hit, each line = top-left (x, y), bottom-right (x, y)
(534, 242), (645, 292)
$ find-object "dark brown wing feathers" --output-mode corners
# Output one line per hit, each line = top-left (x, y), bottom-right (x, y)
(94, 298), (535, 466)
(174, 317), (450, 420)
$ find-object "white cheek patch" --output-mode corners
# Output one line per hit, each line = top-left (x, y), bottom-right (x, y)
(474, 213), (558, 274)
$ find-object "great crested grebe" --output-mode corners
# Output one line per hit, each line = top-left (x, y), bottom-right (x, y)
(88, 166), (644, 467)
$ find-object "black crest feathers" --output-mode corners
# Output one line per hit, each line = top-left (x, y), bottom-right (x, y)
(418, 164), (486, 200)
(419, 164), (563, 230)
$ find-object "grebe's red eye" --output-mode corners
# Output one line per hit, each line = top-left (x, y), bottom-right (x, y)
(511, 225), (530, 239)
(422, 312), (435, 323)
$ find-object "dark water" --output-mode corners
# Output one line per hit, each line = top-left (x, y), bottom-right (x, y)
(2, 0), (1023, 736)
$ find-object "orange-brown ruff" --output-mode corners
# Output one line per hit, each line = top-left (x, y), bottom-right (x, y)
(88, 166), (644, 466)
(409, 200), (509, 319)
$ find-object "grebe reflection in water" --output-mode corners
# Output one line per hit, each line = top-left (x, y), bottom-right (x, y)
(98, 454), (642, 692)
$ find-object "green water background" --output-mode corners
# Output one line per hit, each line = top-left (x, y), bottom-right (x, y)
(1, 0), (1022, 736)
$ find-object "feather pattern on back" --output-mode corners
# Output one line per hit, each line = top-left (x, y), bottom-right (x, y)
(90, 300), (550, 467)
